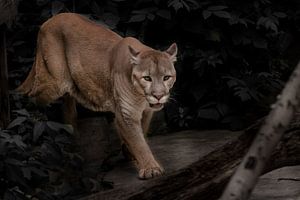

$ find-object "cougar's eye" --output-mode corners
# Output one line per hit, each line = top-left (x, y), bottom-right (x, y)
(163, 75), (171, 81)
(143, 76), (152, 82)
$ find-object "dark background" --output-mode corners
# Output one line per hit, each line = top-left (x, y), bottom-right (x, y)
(2, 0), (300, 199)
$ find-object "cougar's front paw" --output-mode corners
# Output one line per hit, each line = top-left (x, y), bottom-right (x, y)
(138, 166), (164, 179)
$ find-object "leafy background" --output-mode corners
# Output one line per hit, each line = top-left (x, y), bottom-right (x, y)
(2, 0), (300, 199)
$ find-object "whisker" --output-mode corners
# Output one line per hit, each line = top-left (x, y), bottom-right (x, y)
(167, 96), (178, 103)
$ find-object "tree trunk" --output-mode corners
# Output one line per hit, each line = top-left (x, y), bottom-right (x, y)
(79, 119), (300, 200)
(220, 60), (300, 200)
(0, 0), (18, 128)
(0, 25), (10, 128)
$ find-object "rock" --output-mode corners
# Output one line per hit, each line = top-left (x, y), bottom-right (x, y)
(251, 166), (300, 200)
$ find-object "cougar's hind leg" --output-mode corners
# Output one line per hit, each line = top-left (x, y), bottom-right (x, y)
(33, 28), (72, 103)
(63, 94), (78, 131)
(27, 51), (65, 105)
(39, 28), (71, 87)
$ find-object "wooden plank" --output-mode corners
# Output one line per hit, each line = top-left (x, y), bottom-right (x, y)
(0, 25), (10, 128)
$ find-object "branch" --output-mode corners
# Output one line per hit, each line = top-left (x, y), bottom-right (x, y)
(219, 60), (300, 200)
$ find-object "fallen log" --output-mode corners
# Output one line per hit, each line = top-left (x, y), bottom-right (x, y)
(79, 117), (300, 200)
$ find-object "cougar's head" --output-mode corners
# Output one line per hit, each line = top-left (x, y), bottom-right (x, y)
(129, 43), (177, 111)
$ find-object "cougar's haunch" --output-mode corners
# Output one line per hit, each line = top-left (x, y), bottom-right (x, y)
(17, 13), (177, 179)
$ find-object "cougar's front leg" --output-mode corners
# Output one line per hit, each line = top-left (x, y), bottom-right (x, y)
(115, 110), (164, 179)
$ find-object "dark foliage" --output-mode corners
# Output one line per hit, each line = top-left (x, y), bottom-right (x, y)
(1, 94), (113, 199)
(3, 0), (300, 199)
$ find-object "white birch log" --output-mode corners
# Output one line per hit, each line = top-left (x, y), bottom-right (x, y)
(219, 60), (300, 200)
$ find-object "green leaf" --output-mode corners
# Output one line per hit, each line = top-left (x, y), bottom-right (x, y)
(5, 158), (23, 166)
(202, 10), (212, 19)
(216, 103), (230, 116)
(261, 0), (271, 4)
(266, 20), (278, 32)
(128, 14), (146, 23)
(7, 117), (27, 129)
(234, 87), (251, 102)
(31, 167), (48, 177)
(33, 121), (46, 142)
(6, 166), (27, 187)
(197, 108), (220, 121)
(13, 109), (30, 117)
(257, 17), (278, 33)
(0, 131), (10, 139)
(273, 12), (287, 18)
(181, 0), (191, 11)
(156, 10), (171, 20)
(12, 135), (27, 149)
(132, 7), (158, 14)
(253, 38), (267, 49)
(232, 35), (251, 45)
(238, 18), (248, 27)
(55, 134), (71, 145)
(47, 121), (74, 134)
(168, 0), (184, 12)
(22, 167), (31, 180)
(206, 30), (221, 42)
(22, 166), (47, 180)
(213, 11), (231, 19)
(190, 85), (207, 101)
(257, 17), (268, 26)
(207, 5), (228, 11)
(147, 13), (155, 21)
(186, 0), (199, 7)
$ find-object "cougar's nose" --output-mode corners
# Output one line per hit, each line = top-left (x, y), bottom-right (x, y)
(152, 92), (164, 100)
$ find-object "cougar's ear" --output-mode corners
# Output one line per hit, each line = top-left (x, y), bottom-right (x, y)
(165, 43), (177, 63)
(128, 45), (140, 65)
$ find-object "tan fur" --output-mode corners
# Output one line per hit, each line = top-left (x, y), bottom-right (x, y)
(17, 13), (177, 179)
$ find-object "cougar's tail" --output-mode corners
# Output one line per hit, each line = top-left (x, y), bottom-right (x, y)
(16, 62), (36, 95)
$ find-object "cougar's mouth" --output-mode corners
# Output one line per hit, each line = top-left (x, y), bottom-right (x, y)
(149, 103), (163, 109)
